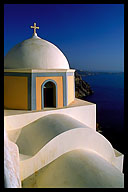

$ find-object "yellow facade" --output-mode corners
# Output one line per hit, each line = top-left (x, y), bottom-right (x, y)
(67, 75), (74, 105)
(4, 76), (28, 110)
(36, 76), (63, 110)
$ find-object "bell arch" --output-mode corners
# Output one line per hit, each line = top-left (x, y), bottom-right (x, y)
(41, 79), (58, 108)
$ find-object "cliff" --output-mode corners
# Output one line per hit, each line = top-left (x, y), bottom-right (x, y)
(75, 71), (94, 98)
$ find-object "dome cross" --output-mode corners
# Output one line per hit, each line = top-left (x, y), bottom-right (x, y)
(30, 23), (39, 35)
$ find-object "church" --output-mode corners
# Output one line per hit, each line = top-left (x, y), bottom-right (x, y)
(4, 23), (124, 188)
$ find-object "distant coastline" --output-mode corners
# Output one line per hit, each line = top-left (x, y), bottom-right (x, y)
(75, 69), (124, 77)
(74, 69), (124, 99)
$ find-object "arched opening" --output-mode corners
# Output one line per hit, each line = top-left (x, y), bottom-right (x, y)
(42, 81), (56, 108)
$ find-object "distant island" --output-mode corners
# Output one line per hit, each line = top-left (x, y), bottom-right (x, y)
(75, 69), (124, 77)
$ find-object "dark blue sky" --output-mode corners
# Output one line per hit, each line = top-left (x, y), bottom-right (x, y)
(4, 4), (124, 72)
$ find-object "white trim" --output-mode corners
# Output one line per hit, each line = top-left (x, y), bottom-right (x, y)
(4, 69), (75, 73)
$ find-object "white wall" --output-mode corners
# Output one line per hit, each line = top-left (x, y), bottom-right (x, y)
(4, 128), (21, 188)
(5, 103), (96, 133)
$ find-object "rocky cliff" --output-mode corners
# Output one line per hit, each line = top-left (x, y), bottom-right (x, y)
(75, 71), (94, 98)
(75, 71), (102, 133)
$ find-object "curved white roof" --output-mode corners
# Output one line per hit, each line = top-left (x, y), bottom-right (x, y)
(4, 35), (70, 70)
(22, 149), (124, 188)
(16, 114), (87, 156)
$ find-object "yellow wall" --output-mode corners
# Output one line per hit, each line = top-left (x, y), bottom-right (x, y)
(67, 75), (74, 105)
(36, 76), (63, 110)
(4, 76), (28, 110)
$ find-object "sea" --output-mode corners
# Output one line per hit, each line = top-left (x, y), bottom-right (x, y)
(81, 72), (124, 154)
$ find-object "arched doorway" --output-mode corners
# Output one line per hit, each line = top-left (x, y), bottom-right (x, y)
(41, 80), (57, 108)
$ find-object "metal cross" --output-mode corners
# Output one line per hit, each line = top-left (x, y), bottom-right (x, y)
(30, 23), (39, 35)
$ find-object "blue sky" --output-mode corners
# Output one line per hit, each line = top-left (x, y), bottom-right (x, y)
(4, 4), (124, 72)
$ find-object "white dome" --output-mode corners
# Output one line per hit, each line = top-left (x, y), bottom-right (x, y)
(4, 35), (70, 70)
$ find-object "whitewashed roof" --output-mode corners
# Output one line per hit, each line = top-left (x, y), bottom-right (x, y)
(4, 34), (70, 70)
